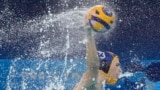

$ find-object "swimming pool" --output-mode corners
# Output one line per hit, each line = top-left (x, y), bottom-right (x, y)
(0, 59), (159, 90)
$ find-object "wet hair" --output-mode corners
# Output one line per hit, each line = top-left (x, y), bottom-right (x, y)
(98, 51), (117, 73)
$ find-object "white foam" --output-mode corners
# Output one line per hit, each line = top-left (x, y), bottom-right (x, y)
(118, 72), (134, 78)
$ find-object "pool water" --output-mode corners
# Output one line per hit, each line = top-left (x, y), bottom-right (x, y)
(0, 59), (159, 90)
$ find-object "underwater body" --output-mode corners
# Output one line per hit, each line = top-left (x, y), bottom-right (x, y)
(0, 0), (160, 90)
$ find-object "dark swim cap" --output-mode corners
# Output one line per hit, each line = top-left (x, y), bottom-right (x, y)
(97, 51), (116, 73)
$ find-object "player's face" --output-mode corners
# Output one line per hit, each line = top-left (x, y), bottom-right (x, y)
(108, 57), (122, 79)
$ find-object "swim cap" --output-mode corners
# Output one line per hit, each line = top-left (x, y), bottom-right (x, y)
(97, 51), (116, 73)
(98, 51), (119, 85)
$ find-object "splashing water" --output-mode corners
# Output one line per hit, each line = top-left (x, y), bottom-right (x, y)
(5, 7), (88, 90)
(119, 72), (133, 78)
(1, 1), (158, 90)
(31, 8), (87, 59)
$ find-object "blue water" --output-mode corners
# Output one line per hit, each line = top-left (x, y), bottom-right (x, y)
(0, 59), (86, 90)
(0, 59), (159, 90)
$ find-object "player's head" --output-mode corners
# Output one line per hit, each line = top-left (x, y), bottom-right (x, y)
(97, 51), (122, 84)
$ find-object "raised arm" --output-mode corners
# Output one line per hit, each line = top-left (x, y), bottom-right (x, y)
(86, 28), (99, 79)
(73, 27), (100, 90)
